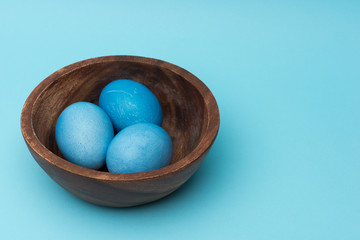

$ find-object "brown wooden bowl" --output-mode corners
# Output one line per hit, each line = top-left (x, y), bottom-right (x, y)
(21, 56), (220, 207)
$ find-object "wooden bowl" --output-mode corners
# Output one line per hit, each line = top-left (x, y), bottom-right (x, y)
(21, 56), (220, 207)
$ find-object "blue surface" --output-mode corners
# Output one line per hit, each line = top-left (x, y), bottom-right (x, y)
(106, 123), (172, 173)
(99, 80), (163, 132)
(56, 102), (114, 169)
(1, 0), (360, 239)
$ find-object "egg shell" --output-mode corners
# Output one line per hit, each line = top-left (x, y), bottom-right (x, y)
(55, 102), (114, 169)
(99, 79), (163, 132)
(106, 123), (173, 173)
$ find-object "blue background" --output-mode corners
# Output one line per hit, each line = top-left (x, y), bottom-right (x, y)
(1, 1), (359, 239)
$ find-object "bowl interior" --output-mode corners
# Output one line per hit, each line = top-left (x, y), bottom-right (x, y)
(31, 60), (208, 170)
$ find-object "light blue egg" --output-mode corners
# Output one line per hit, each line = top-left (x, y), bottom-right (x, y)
(99, 79), (163, 132)
(106, 123), (173, 173)
(55, 102), (114, 169)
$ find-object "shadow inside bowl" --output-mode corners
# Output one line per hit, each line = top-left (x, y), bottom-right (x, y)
(31, 60), (208, 167)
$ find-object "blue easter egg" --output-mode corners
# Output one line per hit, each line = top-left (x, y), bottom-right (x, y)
(106, 123), (173, 173)
(99, 79), (163, 132)
(55, 102), (114, 169)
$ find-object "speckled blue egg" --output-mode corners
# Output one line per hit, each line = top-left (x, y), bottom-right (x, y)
(99, 79), (163, 132)
(106, 123), (173, 173)
(55, 102), (114, 169)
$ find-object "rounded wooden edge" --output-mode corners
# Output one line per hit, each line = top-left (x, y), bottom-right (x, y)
(21, 55), (220, 182)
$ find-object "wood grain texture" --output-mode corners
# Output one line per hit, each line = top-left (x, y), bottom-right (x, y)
(21, 56), (220, 207)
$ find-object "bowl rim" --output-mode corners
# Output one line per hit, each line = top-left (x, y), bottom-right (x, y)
(21, 55), (220, 182)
